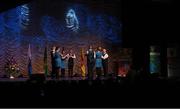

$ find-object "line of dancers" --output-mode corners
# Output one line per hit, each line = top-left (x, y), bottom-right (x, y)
(51, 45), (109, 80)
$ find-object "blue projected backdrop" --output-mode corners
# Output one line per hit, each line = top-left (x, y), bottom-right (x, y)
(0, 0), (122, 76)
(66, 9), (79, 32)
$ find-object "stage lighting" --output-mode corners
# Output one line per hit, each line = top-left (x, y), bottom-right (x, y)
(150, 46), (160, 74)
(10, 76), (15, 79)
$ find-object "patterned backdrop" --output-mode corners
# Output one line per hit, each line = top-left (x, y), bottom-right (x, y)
(0, 0), (125, 77)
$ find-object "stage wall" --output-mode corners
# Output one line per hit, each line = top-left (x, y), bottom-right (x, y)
(0, 0), (124, 77)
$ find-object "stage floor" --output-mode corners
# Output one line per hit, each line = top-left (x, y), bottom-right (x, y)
(0, 77), (117, 82)
(0, 78), (28, 82)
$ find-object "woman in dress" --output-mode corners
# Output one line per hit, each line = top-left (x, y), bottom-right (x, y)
(60, 50), (69, 78)
(68, 49), (76, 78)
(54, 47), (61, 79)
(95, 46), (103, 80)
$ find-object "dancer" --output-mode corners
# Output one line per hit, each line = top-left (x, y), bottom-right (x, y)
(60, 50), (69, 78)
(68, 49), (76, 78)
(54, 47), (61, 79)
(86, 45), (95, 80)
(95, 46), (103, 80)
(102, 48), (109, 78)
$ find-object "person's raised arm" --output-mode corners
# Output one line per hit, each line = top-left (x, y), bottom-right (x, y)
(94, 51), (96, 58)
(73, 54), (76, 59)
(102, 53), (109, 59)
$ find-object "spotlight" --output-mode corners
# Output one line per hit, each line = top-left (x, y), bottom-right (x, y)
(10, 75), (14, 79)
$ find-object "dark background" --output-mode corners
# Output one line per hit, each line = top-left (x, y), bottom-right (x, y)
(123, 0), (179, 77)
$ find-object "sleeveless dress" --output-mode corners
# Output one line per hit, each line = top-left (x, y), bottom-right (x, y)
(54, 52), (61, 68)
(61, 55), (67, 69)
(95, 51), (103, 68)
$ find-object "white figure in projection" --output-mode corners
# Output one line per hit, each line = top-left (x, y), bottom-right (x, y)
(65, 9), (79, 32)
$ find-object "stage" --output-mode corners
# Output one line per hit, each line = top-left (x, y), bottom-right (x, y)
(0, 71), (119, 82)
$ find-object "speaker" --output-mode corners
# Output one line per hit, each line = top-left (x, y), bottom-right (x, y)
(29, 74), (45, 82)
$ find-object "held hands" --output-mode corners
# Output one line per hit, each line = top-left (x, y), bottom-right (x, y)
(60, 53), (69, 59)
(68, 54), (76, 58)
(66, 54), (70, 58)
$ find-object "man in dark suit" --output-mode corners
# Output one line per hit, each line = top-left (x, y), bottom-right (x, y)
(86, 45), (95, 81)
(102, 48), (109, 79)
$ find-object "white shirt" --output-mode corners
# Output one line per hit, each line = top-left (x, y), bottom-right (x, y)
(102, 53), (109, 59)
(69, 54), (76, 59)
